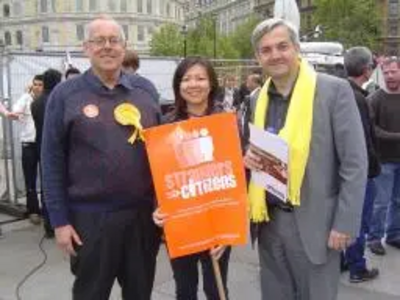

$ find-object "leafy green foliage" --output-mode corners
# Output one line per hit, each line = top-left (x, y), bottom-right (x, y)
(313, 0), (381, 50)
(150, 15), (258, 59)
(149, 23), (183, 57)
(229, 16), (262, 59)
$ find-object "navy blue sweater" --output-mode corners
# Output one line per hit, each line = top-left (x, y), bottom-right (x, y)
(41, 69), (161, 227)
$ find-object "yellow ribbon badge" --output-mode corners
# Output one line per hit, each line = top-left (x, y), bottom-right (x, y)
(114, 103), (145, 144)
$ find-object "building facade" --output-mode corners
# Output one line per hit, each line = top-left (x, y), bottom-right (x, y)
(380, 0), (400, 55)
(183, 0), (256, 35)
(253, 0), (315, 35)
(0, 0), (184, 53)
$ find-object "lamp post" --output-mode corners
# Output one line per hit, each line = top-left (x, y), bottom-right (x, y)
(0, 39), (12, 203)
(0, 39), (4, 98)
(181, 24), (188, 57)
(212, 14), (217, 59)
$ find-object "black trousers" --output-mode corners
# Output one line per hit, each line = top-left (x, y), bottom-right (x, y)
(21, 142), (40, 215)
(37, 154), (52, 233)
(170, 247), (231, 300)
(70, 208), (161, 300)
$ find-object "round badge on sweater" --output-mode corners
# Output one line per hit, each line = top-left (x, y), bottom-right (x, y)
(83, 104), (99, 118)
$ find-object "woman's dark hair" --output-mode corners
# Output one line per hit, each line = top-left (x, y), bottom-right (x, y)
(172, 56), (219, 119)
(43, 68), (62, 91)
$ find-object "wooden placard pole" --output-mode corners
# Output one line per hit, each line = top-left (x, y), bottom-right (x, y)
(211, 255), (227, 300)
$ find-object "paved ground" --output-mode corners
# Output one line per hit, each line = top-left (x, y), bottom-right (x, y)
(1, 215), (400, 300)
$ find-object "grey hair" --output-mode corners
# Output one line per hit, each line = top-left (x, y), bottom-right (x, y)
(344, 47), (373, 77)
(84, 15), (126, 41)
(251, 18), (300, 51)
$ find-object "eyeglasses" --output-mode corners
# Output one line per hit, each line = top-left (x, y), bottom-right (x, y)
(88, 37), (125, 48)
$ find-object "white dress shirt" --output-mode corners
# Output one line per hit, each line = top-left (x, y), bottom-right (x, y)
(13, 93), (36, 143)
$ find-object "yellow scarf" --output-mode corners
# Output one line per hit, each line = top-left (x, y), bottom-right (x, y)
(248, 59), (317, 223)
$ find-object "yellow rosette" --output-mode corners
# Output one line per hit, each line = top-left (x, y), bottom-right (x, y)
(114, 103), (145, 144)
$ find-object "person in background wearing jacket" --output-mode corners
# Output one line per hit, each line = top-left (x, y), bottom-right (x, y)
(343, 46), (380, 283)
(122, 49), (160, 106)
(153, 56), (231, 300)
(31, 68), (62, 238)
(216, 74), (240, 111)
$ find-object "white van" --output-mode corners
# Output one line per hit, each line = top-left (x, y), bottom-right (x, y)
(300, 42), (345, 76)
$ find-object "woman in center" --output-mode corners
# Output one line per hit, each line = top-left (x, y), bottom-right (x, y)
(153, 56), (231, 300)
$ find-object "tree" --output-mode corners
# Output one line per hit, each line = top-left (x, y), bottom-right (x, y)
(229, 16), (262, 59)
(150, 16), (239, 58)
(185, 15), (239, 59)
(313, 0), (381, 51)
(149, 23), (183, 57)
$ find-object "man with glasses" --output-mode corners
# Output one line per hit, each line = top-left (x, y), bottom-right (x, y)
(41, 16), (161, 300)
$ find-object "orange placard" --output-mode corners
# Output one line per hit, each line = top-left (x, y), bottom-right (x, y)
(143, 113), (248, 258)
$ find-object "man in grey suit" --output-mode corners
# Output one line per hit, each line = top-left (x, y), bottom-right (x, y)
(243, 18), (368, 300)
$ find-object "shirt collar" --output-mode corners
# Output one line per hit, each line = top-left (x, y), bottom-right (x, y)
(250, 87), (261, 97)
(348, 79), (369, 97)
(268, 81), (295, 102)
(119, 71), (134, 90)
(86, 68), (133, 91)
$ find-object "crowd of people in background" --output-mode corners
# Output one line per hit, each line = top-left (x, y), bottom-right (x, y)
(0, 14), (399, 300)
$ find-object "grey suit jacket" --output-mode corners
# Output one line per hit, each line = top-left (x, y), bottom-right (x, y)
(248, 73), (368, 265)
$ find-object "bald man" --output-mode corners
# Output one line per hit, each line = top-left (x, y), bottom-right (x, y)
(41, 16), (161, 300)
